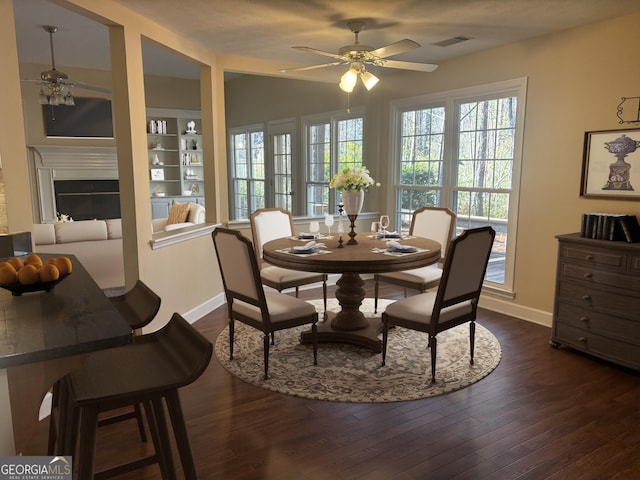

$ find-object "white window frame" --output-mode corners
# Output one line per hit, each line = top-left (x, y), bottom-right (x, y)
(389, 78), (527, 296)
(302, 107), (365, 216)
(228, 124), (265, 220)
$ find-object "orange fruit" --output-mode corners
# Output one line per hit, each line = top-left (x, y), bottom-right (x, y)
(6, 257), (23, 271)
(49, 256), (72, 276)
(0, 263), (18, 285)
(17, 264), (40, 285)
(39, 263), (60, 283)
(23, 254), (43, 268)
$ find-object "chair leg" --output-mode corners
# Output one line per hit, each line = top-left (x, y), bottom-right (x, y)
(263, 333), (270, 380)
(77, 404), (99, 480)
(374, 275), (380, 314)
(133, 403), (148, 442)
(165, 390), (199, 480)
(470, 321), (476, 365)
(295, 286), (300, 297)
(322, 275), (328, 314)
(312, 321), (318, 366)
(381, 315), (388, 366)
(430, 336), (437, 384)
(149, 398), (177, 480)
(229, 320), (234, 360)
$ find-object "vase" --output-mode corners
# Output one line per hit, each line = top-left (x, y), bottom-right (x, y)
(342, 190), (364, 215)
(342, 190), (364, 245)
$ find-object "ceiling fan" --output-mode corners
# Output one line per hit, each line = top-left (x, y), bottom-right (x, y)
(280, 21), (438, 92)
(23, 25), (111, 106)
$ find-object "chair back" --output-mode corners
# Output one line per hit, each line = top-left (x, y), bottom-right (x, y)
(250, 208), (295, 263)
(212, 227), (271, 324)
(152, 312), (213, 389)
(109, 280), (161, 330)
(410, 207), (456, 261)
(432, 226), (495, 325)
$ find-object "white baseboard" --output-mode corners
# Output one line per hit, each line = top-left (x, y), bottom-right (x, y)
(479, 294), (552, 328)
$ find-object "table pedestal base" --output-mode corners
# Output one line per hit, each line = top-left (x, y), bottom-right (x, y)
(301, 313), (383, 352)
(300, 272), (382, 352)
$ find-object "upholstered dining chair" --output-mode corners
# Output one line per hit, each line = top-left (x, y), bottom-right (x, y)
(381, 226), (495, 384)
(213, 227), (318, 380)
(374, 206), (456, 313)
(250, 207), (327, 312)
(47, 280), (161, 455)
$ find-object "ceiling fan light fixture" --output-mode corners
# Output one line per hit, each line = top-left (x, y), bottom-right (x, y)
(339, 66), (358, 92)
(38, 88), (49, 105)
(361, 70), (379, 90)
(64, 92), (75, 106)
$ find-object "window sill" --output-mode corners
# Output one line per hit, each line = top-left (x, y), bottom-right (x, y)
(150, 222), (220, 250)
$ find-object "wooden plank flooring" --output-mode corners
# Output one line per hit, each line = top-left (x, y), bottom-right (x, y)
(40, 281), (640, 479)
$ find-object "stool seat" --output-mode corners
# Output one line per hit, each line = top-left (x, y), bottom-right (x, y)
(63, 313), (212, 479)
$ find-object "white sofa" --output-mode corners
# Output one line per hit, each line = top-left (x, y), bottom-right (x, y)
(33, 219), (124, 289)
(151, 202), (205, 233)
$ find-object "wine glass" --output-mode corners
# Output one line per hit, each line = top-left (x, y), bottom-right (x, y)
(309, 221), (320, 240)
(379, 215), (390, 237)
(371, 221), (380, 250)
(324, 215), (335, 237)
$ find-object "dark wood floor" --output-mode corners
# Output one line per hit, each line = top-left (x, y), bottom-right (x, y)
(42, 281), (639, 479)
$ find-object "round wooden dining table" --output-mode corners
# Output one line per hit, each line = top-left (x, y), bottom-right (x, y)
(262, 234), (441, 352)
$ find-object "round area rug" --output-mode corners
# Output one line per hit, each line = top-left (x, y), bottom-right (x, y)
(215, 298), (502, 402)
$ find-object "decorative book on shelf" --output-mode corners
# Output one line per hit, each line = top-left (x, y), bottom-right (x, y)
(580, 213), (640, 242)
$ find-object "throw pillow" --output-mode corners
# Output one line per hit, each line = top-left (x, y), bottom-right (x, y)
(166, 202), (191, 225)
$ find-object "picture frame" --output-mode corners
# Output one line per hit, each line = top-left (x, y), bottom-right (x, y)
(150, 168), (164, 181)
(580, 128), (640, 199)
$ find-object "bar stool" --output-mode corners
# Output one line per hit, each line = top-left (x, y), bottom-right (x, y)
(48, 280), (161, 454)
(62, 312), (212, 479)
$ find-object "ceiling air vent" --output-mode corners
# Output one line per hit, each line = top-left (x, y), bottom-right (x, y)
(433, 36), (474, 47)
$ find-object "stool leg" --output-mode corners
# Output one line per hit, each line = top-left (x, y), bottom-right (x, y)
(133, 402), (148, 442)
(77, 404), (99, 480)
(165, 390), (198, 480)
(150, 398), (177, 480)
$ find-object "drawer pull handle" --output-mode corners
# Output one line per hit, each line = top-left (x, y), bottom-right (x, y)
(578, 336), (587, 342)
(585, 255), (594, 261)
(580, 316), (590, 323)
(581, 295), (591, 301)
(583, 272), (593, 278)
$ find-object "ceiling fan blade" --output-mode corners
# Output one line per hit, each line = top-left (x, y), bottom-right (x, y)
(292, 46), (344, 60)
(368, 39), (420, 59)
(381, 59), (439, 73)
(70, 81), (112, 94)
(280, 61), (346, 73)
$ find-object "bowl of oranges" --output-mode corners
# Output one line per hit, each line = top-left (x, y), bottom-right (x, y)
(0, 254), (72, 296)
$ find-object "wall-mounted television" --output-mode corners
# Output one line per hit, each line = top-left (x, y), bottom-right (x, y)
(43, 97), (114, 138)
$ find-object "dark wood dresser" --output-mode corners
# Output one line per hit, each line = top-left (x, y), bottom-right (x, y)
(552, 233), (640, 370)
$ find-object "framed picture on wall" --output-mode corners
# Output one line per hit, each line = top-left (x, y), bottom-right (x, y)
(581, 128), (640, 199)
(150, 168), (165, 181)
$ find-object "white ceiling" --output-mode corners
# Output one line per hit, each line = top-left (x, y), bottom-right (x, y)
(12, 0), (640, 82)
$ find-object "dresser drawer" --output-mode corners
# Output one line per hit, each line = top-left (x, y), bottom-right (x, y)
(553, 322), (640, 370)
(559, 262), (640, 291)
(632, 255), (640, 274)
(560, 244), (626, 270)
(555, 302), (640, 343)
(557, 280), (640, 319)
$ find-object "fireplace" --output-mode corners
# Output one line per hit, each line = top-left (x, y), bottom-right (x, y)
(54, 180), (121, 220)
(30, 145), (119, 223)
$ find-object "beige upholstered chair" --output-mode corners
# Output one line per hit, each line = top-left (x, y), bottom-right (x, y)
(381, 226), (495, 383)
(374, 206), (456, 313)
(250, 208), (327, 312)
(212, 227), (318, 379)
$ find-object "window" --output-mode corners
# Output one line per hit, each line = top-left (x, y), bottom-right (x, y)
(304, 110), (364, 216)
(229, 126), (265, 220)
(392, 79), (526, 294)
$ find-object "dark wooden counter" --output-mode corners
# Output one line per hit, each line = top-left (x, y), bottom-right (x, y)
(0, 253), (132, 454)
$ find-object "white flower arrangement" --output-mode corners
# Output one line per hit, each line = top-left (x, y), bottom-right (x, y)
(55, 212), (74, 223)
(329, 165), (380, 192)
